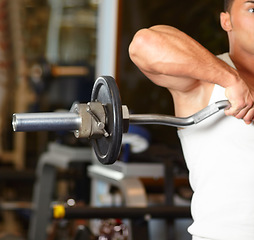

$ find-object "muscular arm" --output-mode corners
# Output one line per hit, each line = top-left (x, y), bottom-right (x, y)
(129, 25), (254, 123)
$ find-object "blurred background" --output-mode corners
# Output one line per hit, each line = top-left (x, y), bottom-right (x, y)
(0, 0), (227, 239)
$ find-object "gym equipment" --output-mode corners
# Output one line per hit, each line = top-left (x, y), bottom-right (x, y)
(28, 142), (92, 240)
(30, 62), (90, 82)
(12, 76), (230, 164)
(52, 205), (191, 220)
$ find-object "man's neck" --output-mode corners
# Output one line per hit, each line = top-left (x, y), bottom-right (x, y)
(229, 50), (254, 85)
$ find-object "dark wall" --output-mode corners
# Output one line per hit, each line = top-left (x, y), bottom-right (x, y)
(117, 0), (228, 147)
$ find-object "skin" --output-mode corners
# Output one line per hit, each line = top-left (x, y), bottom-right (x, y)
(221, 0), (254, 121)
(129, 0), (254, 124)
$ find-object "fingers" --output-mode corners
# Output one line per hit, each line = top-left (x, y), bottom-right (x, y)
(225, 102), (254, 124)
(243, 108), (254, 124)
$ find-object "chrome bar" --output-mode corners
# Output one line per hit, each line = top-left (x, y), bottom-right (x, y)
(129, 114), (194, 127)
(12, 112), (81, 132)
(129, 100), (230, 128)
(12, 100), (230, 132)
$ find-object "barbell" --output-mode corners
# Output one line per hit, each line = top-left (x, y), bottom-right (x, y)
(12, 76), (230, 165)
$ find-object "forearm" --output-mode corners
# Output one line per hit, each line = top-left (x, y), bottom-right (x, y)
(129, 25), (240, 89)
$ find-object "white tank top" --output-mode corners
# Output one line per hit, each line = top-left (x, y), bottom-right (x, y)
(178, 53), (254, 240)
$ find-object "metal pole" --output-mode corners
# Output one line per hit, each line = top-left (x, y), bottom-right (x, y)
(12, 100), (230, 132)
(129, 100), (230, 127)
(12, 112), (81, 132)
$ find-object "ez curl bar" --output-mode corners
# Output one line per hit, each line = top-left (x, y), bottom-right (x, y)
(12, 76), (230, 165)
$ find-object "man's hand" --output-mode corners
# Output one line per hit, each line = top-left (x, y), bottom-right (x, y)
(225, 79), (254, 124)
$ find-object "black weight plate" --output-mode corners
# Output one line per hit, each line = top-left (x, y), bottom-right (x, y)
(91, 76), (123, 164)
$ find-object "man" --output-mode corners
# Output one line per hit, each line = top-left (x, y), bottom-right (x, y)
(129, 0), (254, 239)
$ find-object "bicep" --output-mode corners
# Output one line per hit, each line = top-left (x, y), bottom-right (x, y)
(129, 26), (223, 89)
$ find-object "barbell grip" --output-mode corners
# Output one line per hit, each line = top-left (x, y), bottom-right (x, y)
(129, 100), (230, 128)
